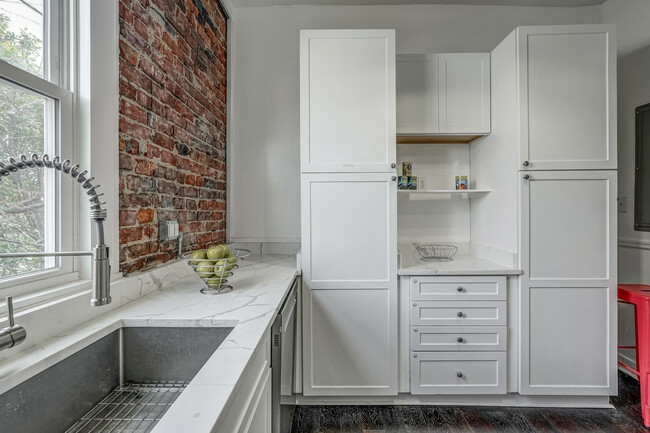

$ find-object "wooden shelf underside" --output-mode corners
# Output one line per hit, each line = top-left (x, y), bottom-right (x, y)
(397, 189), (491, 199)
(397, 134), (487, 144)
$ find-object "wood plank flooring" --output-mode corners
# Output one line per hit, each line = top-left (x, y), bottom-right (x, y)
(291, 372), (647, 432)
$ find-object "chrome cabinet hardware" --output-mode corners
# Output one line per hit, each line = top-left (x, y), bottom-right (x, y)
(523, 174), (530, 180)
(0, 297), (26, 352)
(523, 161), (530, 166)
(457, 312), (463, 317)
(456, 371), (464, 378)
(391, 163), (396, 168)
(391, 176), (397, 181)
(456, 286), (463, 292)
(457, 337), (464, 343)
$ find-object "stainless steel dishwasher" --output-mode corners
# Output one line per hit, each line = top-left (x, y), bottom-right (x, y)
(271, 277), (298, 433)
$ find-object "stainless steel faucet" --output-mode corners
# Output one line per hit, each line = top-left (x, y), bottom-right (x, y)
(0, 154), (112, 350)
(0, 297), (26, 351)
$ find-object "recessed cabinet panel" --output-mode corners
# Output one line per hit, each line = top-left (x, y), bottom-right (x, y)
(411, 301), (506, 326)
(526, 174), (611, 280)
(411, 352), (506, 395)
(438, 53), (491, 134)
(304, 288), (397, 396)
(300, 30), (396, 172)
(519, 26), (615, 170)
(411, 326), (507, 352)
(411, 276), (505, 301)
(396, 54), (437, 134)
(301, 173), (396, 289)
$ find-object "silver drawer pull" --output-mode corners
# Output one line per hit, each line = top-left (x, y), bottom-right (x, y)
(457, 337), (464, 343)
(456, 286), (463, 292)
(457, 372), (463, 378)
(457, 312), (463, 317)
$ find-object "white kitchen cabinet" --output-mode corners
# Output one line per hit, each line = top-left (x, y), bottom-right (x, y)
(411, 275), (506, 301)
(518, 25), (616, 171)
(519, 170), (617, 395)
(396, 54), (437, 134)
(301, 172), (398, 396)
(411, 300), (506, 326)
(412, 326), (507, 352)
(302, 286), (398, 396)
(240, 368), (272, 433)
(396, 52), (490, 136)
(410, 352), (507, 395)
(300, 173), (397, 290)
(300, 29), (396, 173)
(438, 53), (491, 134)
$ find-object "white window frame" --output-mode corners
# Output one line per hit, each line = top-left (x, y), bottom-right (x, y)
(0, 0), (120, 308)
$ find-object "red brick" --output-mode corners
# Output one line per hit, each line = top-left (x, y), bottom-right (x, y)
(137, 208), (155, 223)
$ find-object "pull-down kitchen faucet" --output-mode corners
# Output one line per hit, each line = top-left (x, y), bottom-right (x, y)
(0, 154), (112, 351)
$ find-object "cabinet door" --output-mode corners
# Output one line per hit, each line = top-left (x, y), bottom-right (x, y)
(301, 172), (398, 396)
(519, 170), (617, 395)
(240, 368), (272, 433)
(396, 54), (438, 134)
(300, 29), (396, 173)
(303, 286), (397, 396)
(438, 53), (491, 134)
(518, 25), (616, 170)
(301, 173), (397, 290)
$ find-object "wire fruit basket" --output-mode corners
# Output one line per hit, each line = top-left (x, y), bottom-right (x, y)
(183, 246), (251, 295)
(413, 243), (458, 262)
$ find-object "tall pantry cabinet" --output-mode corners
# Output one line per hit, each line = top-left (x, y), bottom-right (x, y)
(299, 30), (398, 396)
(474, 24), (617, 396)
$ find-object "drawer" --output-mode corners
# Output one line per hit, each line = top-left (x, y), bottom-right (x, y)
(411, 276), (506, 301)
(410, 352), (507, 395)
(411, 326), (507, 352)
(411, 301), (506, 326)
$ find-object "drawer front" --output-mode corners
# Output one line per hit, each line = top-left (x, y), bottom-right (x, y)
(411, 276), (506, 301)
(410, 352), (507, 394)
(411, 326), (507, 352)
(411, 301), (506, 326)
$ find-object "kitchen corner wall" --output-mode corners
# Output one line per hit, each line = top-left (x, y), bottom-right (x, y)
(118, 0), (228, 274)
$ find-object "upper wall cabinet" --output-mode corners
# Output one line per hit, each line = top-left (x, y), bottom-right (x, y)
(518, 25), (616, 171)
(397, 53), (491, 136)
(300, 29), (396, 173)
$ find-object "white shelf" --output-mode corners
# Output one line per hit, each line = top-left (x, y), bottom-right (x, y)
(397, 189), (491, 200)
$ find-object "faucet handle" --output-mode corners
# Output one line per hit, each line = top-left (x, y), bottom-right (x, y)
(6, 297), (14, 327)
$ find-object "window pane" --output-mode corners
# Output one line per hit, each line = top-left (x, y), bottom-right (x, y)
(0, 78), (57, 280)
(0, 0), (45, 78)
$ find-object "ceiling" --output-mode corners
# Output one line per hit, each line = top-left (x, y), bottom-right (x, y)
(231, 0), (607, 8)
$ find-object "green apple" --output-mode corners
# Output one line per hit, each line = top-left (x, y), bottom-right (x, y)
(189, 250), (206, 264)
(206, 245), (225, 260)
(220, 244), (231, 256)
(195, 261), (215, 278)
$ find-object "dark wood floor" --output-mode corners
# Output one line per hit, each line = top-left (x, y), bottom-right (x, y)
(291, 372), (648, 432)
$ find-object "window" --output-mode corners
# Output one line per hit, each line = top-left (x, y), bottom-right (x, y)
(0, 0), (75, 291)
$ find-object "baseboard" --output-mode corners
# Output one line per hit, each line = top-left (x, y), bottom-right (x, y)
(295, 393), (612, 408)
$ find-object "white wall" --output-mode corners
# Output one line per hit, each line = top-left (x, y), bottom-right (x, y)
(227, 3), (601, 242)
(601, 0), (650, 370)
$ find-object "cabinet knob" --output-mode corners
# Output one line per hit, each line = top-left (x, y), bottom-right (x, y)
(457, 371), (464, 378)
(414, 328), (419, 333)
(456, 286), (463, 292)
(457, 337), (464, 343)
(413, 303), (417, 307)
(523, 174), (530, 180)
(523, 161), (530, 167)
(457, 311), (463, 317)
(413, 279), (418, 284)
(391, 163), (396, 169)
(413, 354), (418, 359)
(391, 176), (397, 181)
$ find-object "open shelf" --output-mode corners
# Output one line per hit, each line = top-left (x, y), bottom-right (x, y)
(397, 134), (488, 145)
(397, 189), (491, 200)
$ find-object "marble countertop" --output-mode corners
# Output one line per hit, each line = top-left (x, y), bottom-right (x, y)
(0, 254), (299, 433)
(399, 243), (522, 276)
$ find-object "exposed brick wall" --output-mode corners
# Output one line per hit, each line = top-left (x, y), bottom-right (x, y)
(118, 0), (227, 274)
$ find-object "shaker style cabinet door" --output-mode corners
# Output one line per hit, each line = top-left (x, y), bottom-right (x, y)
(300, 30), (396, 173)
(519, 170), (617, 395)
(301, 173), (397, 396)
(396, 54), (438, 134)
(438, 53), (491, 134)
(518, 25), (616, 170)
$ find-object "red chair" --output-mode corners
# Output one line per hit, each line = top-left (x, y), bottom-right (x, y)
(618, 284), (650, 427)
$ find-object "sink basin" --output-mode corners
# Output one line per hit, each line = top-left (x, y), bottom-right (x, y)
(0, 326), (233, 433)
